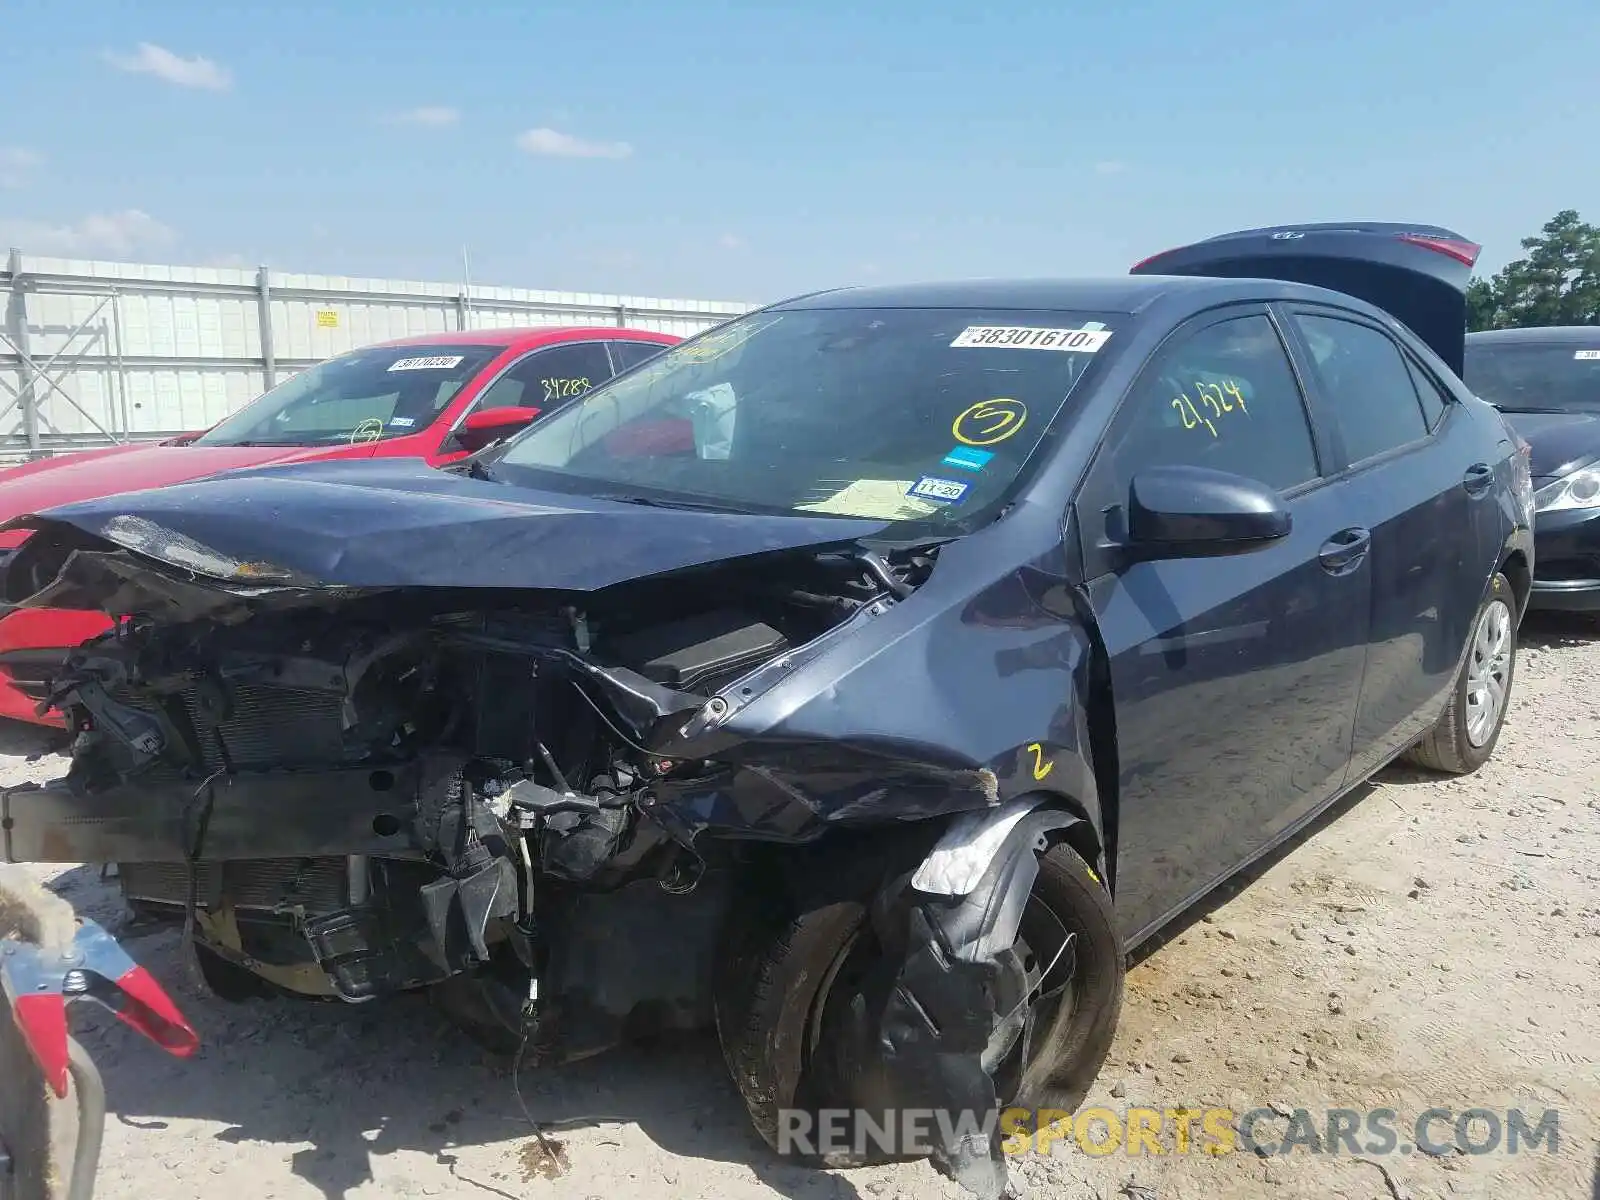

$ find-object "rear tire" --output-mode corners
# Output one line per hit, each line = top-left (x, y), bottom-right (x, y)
(714, 840), (1124, 1163)
(1404, 572), (1517, 775)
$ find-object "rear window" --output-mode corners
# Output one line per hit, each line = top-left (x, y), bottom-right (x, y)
(1463, 342), (1600, 414)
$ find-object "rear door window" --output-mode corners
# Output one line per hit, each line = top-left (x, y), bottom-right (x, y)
(1290, 313), (1430, 464)
(1405, 358), (1451, 431)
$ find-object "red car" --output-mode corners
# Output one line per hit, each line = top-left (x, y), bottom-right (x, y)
(0, 325), (679, 726)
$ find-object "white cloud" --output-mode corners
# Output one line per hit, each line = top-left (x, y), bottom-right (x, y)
(105, 43), (232, 91)
(0, 210), (177, 258)
(0, 148), (41, 189)
(718, 233), (746, 251)
(1093, 160), (1128, 176)
(516, 127), (632, 160)
(392, 106), (460, 128)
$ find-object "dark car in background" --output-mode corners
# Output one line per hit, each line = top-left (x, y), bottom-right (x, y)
(1464, 326), (1600, 611)
(0, 222), (1532, 1199)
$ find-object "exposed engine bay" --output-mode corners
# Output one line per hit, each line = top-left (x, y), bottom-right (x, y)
(7, 545), (918, 1009)
(0, 491), (1109, 1200)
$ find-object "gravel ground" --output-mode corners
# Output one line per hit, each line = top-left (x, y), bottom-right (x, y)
(3, 611), (1598, 1200)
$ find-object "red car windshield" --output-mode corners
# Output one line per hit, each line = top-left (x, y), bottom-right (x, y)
(193, 343), (503, 447)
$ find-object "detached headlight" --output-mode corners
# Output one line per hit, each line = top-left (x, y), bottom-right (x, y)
(1533, 468), (1600, 514)
(100, 514), (304, 583)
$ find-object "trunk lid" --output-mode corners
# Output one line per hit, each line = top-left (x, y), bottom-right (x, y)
(1131, 221), (1480, 377)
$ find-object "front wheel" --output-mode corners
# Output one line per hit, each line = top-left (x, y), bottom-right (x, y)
(714, 840), (1125, 1165)
(1404, 571), (1517, 774)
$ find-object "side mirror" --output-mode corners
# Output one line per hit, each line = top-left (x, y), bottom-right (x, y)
(453, 405), (541, 453)
(1124, 464), (1291, 558)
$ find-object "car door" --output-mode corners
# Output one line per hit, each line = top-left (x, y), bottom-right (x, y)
(1073, 308), (1372, 942)
(1279, 305), (1491, 777)
(429, 339), (619, 465)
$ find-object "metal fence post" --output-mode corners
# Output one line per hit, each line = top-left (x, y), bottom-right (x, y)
(4, 248), (39, 454)
(256, 265), (276, 390)
(110, 289), (130, 438)
(616, 304), (628, 328)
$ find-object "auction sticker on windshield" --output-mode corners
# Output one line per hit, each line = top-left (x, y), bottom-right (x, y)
(907, 475), (970, 505)
(388, 355), (465, 371)
(1576, 350), (1600, 360)
(950, 326), (1112, 352)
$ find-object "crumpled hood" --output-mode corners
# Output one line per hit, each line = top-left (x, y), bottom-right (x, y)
(0, 442), (359, 529)
(3, 458), (891, 599)
(1501, 410), (1600, 479)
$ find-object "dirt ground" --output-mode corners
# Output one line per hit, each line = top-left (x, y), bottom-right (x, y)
(4, 611), (1598, 1200)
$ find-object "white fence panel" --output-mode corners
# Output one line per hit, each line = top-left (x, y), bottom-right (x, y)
(0, 250), (752, 463)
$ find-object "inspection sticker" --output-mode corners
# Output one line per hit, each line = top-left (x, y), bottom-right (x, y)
(942, 446), (994, 472)
(1576, 350), (1600, 360)
(907, 475), (970, 505)
(387, 355), (464, 371)
(950, 326), (1112, 352)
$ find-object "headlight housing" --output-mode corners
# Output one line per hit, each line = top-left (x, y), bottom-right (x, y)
(1533, 466), (1600, 514)
(100, 515), (305, 583)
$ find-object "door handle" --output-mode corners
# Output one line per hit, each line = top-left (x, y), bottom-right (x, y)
(1463, 462), (1494, 497)
(1318, 527), (1371, 575)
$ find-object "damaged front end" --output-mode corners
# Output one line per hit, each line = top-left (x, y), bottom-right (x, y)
(0, 507), (1112, 1197)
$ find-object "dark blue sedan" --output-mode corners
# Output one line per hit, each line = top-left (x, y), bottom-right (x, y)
(1465, 325), (1600, 611)
(0, 222), (1534, 1199)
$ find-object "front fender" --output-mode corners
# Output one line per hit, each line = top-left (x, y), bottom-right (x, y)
(912, 789), (1101, 900)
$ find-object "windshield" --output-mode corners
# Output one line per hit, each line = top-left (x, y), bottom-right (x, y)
(195, 343), (503, 446)
(1462, 341), (1600, 414)
(493, 306), (1119, 527)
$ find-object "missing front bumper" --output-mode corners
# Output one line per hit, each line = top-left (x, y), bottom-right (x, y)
(1, 766), (424, 866)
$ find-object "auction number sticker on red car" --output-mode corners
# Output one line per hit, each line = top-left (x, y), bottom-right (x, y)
(387, 355), (465, 371)
(950, 326), (1111, 352)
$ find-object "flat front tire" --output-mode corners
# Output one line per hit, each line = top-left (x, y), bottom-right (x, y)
(1404, 571), (1517, 775)
(714, 840), (1125, 1164)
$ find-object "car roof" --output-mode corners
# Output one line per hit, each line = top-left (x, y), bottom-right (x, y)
(770, 275), (1382, 317)
(375, 326), (678, 350)
(1466, 326), (1600, 346)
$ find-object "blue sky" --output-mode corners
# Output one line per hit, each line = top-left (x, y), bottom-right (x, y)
(3, 0), (1597, 303)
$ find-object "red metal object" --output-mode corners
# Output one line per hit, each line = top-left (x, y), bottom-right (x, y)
(1, 916), (199, 1099)
(0, 326), (679, 727)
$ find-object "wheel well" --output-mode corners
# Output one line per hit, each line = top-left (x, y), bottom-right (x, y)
(1501, 550), (1531, 618)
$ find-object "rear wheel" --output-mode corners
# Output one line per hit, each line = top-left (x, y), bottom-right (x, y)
(1404, 571), (1517, 774)
(714, 840), (1124, 1163)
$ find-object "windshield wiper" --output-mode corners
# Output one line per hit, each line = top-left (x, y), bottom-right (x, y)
(464, 459), (500, 482)
(592, 492), (754, 514)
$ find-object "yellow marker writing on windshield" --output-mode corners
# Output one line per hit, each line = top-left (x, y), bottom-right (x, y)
(953, 398), (1028, 447)
(349, 418), (384, 445)
(1027, 742), (1054, 781)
